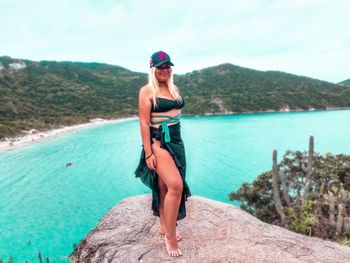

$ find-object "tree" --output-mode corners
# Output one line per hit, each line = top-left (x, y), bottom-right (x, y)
(229, 136), (350, 241)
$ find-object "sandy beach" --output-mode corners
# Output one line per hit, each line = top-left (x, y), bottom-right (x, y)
(0, 117), (138, 153)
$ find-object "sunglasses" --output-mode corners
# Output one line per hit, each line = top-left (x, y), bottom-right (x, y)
(156, 64), (171, 70)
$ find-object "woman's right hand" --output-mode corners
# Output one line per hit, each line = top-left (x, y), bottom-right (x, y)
(146, 153), (157, 171)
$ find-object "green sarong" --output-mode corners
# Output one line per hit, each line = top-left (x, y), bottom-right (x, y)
(134, 115), (191, 220)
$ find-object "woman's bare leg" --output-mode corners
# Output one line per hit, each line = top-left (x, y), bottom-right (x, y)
(158, 177), (183, 242)
(152, 140), (183, 257)
(158, 177), (167, 234)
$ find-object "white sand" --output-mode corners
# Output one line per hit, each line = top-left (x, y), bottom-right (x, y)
(0, 117), (138, 153)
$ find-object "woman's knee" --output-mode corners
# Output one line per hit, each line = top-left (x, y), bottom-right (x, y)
(167, 180), (183, 195)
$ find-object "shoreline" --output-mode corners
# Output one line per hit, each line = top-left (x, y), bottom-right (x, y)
(0, 117), (138, 153)
(1, 107), (350, 153)
(191, 106), (350, 117)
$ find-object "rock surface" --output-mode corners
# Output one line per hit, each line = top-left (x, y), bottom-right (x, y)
(72, 194), (350, 263)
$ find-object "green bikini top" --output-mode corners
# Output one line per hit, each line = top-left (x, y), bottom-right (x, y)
(150, 114), (180, 143)
(151, 97), (185, 113)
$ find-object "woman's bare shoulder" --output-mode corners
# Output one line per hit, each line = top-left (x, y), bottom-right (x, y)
(139, 85), (150, 96)
(139, 84), (149, 92)
(139, 85), (152, 105)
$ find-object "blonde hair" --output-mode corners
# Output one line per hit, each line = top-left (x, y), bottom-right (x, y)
(148, 67), (182, 109)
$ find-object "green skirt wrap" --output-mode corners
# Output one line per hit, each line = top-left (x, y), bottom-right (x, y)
(134, 122), (191, 220)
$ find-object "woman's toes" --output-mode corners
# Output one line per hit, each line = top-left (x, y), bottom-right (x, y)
(165, 235), (183, 257)
(169, 249), (182, 257)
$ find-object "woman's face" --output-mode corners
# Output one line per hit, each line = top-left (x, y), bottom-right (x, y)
(155, 63), (171, 83)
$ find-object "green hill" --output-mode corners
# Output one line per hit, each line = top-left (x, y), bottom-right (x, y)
(1, 56), (350, 139)
(177, 64), (350, 114)
(338, 79), (350, 85)
(0, 56), (146, 138)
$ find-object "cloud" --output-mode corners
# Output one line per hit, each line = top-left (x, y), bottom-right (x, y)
(0, 0), (349, 82)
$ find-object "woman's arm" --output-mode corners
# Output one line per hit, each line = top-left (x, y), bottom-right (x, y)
(138, 86), (156, 170)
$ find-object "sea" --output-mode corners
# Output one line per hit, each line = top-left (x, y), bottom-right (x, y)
(1, 109), (350, 262)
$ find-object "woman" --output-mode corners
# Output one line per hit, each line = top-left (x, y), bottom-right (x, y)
(135, 51), (191, 257)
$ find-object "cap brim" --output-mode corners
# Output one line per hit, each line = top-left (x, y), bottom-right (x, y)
(155, 61), (174, 67)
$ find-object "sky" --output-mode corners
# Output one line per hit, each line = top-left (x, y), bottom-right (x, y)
(1, 0), (349, 83)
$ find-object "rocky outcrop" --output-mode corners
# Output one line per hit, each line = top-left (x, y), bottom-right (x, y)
(72, 195), (350, 263)
(9, 61), (26, 70)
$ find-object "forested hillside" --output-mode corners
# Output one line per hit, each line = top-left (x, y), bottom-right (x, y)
(1, 56), (350, 139)
(177, 64), (350, 114)
(339, 79), (350, 85)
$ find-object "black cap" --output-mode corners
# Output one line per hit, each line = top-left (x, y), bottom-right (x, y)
(150, 51), (174, 68)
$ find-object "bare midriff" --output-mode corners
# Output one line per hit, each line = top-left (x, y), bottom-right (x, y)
(150, 108), (181, 128)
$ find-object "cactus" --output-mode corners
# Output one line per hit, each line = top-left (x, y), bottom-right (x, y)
(303, 135), (314, 205)
(338, 188), (350, 235)
(336, 204), (345, 235)
(279, 168), (292, 207)
(324, 185), (350, 235)
(230, 135), (350, 241)
(272, 149), (286, 223)
(313, 182), (325, 220)
(323, 190), (336, 225)
(344, 217), (350, 234)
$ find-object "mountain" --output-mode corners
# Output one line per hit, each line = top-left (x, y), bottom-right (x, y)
(338, 79), (350, 85)
(176, 64), (350, 114)
(1, 56), (350, 139)
(0, 56), (146, 138)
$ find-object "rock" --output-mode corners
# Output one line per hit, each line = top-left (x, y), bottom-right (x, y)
(9, 61), (26, 70)
(72, 195), (350, 263)
(29, 129), (38, 134)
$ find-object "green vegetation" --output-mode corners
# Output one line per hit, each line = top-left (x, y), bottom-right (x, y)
(176, 64), (350, 114)
(342, 238), (350, 246)
(0, 56), (146, 138)
(1, 56), (350, 139)
(283, 199), (319, 235)
(338, 78), (350, 85)
(230, 137), (350, 246)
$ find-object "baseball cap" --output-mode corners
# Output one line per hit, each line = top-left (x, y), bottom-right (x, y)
(150, 51), (174, 68)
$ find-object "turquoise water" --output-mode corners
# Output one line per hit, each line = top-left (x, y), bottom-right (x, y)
(1, 110), (350, 262)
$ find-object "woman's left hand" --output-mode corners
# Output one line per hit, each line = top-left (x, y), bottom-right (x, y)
(146, 154), (157, 171)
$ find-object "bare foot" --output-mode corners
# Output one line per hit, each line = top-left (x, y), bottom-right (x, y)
(165, 235), (182, 257)
(159, 227), (183, 242)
